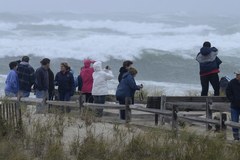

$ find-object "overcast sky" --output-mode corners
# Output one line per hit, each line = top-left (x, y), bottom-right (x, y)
(1, 0), (240, 16)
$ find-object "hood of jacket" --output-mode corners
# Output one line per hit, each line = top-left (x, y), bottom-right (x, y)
(93, 61), (102, 72)
(84, 59), (95, 68)
(119, 67), (128, 73)
(200, 47), (218, 56)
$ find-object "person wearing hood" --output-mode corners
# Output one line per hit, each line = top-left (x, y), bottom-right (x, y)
(116, 67), (143, 120)
(17, 56), (35, 97)
(196, 41), (222, 96)
(118, 60), (133, 83)
(92, 61), (114, 117)
(79, 59), (95, 103)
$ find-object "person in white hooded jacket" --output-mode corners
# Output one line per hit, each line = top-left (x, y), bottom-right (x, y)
(92, 61), (114, 117)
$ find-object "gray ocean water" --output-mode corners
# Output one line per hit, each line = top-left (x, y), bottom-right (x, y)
(0, 12), (240, 95)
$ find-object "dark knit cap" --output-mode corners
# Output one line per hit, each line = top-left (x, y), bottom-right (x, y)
(40, 58), (50, 65)
(22, 56), (29, 62)
(203, 41), (211, 47)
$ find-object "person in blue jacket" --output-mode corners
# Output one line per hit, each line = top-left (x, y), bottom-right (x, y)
(116, 67), (143, 120)
(55, 62), (75, 112)
(5, 61), (19, 97)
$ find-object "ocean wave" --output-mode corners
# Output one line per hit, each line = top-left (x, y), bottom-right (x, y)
(29, 19), (215, 35)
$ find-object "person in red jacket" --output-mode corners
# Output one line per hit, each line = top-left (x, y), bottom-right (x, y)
(79, 59), (95, 103)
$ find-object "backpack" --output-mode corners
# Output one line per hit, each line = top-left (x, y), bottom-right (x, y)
(219, 76), (230, 88)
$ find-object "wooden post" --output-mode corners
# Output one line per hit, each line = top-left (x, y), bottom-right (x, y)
(206, 97), (213, 131)
(125, 97), (132, 123)
(220, 112), (227, 139)
(79, 93), (84, 115)
(16, 95), (22, 130)
(160, 95), (166, 125)
(172, 104), (178, 136)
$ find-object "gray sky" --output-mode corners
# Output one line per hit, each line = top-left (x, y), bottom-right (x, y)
(1, 0), (240, 15)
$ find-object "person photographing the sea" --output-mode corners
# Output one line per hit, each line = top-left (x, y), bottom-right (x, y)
(196, 41), (222, 96)
(116, 67), (143, 120)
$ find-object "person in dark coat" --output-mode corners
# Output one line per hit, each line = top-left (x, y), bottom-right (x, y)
(17, 56), (35, 97)
(226, 70), (240, 140)
(48, 68), (55, 100)
(196, 41), (222, 96)
(118, 60), (133, 83)
(55, 63), (75, 101)
(116, 67), (143, 120)
(34, 58), (50, 113)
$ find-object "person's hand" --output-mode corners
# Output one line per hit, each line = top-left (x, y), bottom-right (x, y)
(139, 84), (143, 89)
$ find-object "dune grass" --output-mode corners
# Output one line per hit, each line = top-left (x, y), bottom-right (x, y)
(1, 101), (240, 160)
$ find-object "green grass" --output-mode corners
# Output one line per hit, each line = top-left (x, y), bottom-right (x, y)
(1, 103), (240, 160)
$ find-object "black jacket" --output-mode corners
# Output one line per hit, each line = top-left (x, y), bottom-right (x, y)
(48, 68), (55, 93)
(118, 67), (128, 83)
(35, 67), (49, 91)
(226, 78), (240, 108)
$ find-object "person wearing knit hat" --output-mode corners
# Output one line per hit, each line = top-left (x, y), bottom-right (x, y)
(226, 70), (240, 140)
(196, 41), (222, 96)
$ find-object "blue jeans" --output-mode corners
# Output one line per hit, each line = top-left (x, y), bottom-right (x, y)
(5, 91), (17, 97)
(93, 95), (106, 117)
(59, 91), (71, 101)
(231, 107), (240, 140)
(18, 90), (30, 97)
(35, 90), (48, 113)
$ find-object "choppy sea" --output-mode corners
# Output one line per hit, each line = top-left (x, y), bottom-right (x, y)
(1, 12), (240, 96)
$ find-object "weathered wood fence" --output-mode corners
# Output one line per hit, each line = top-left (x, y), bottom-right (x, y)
(1, 95), (240, 139)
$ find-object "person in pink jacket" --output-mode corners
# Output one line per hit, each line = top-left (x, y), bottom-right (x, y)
(79, 59), (95, 102)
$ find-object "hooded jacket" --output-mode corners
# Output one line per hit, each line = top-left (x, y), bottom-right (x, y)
(80, 59), (95, 93)
(92, 61), (114, 96)
(196, 47), (222, 76)
(116, 72), (141, 99)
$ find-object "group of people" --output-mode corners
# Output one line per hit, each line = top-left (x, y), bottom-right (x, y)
(5, 40), (240, 140)
(4, 56), (142, 117)
(196, 41), (240, 140)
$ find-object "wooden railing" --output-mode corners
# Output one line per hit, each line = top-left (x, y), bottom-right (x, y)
(1, 95), (239, 139)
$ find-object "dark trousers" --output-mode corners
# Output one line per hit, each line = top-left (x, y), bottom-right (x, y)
(82, 93), (94, 103)
(59, 91), (71, 113)
(118, 97), (133, 120)
(200, 73), (220, 96)
(93, 95), (106, 117)
(231, 107), (240, 140)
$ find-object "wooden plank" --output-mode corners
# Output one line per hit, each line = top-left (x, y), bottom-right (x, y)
(178, 115), (220, 125)
(165, 102), (206, 111)
(84, 103), (125, 110)
(210, 103), (230, 112)
(46, 100), (78, 107)
(130, 105), (172, 116)
(225, 121), (240, 129)
(21, 97), (43, 104)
